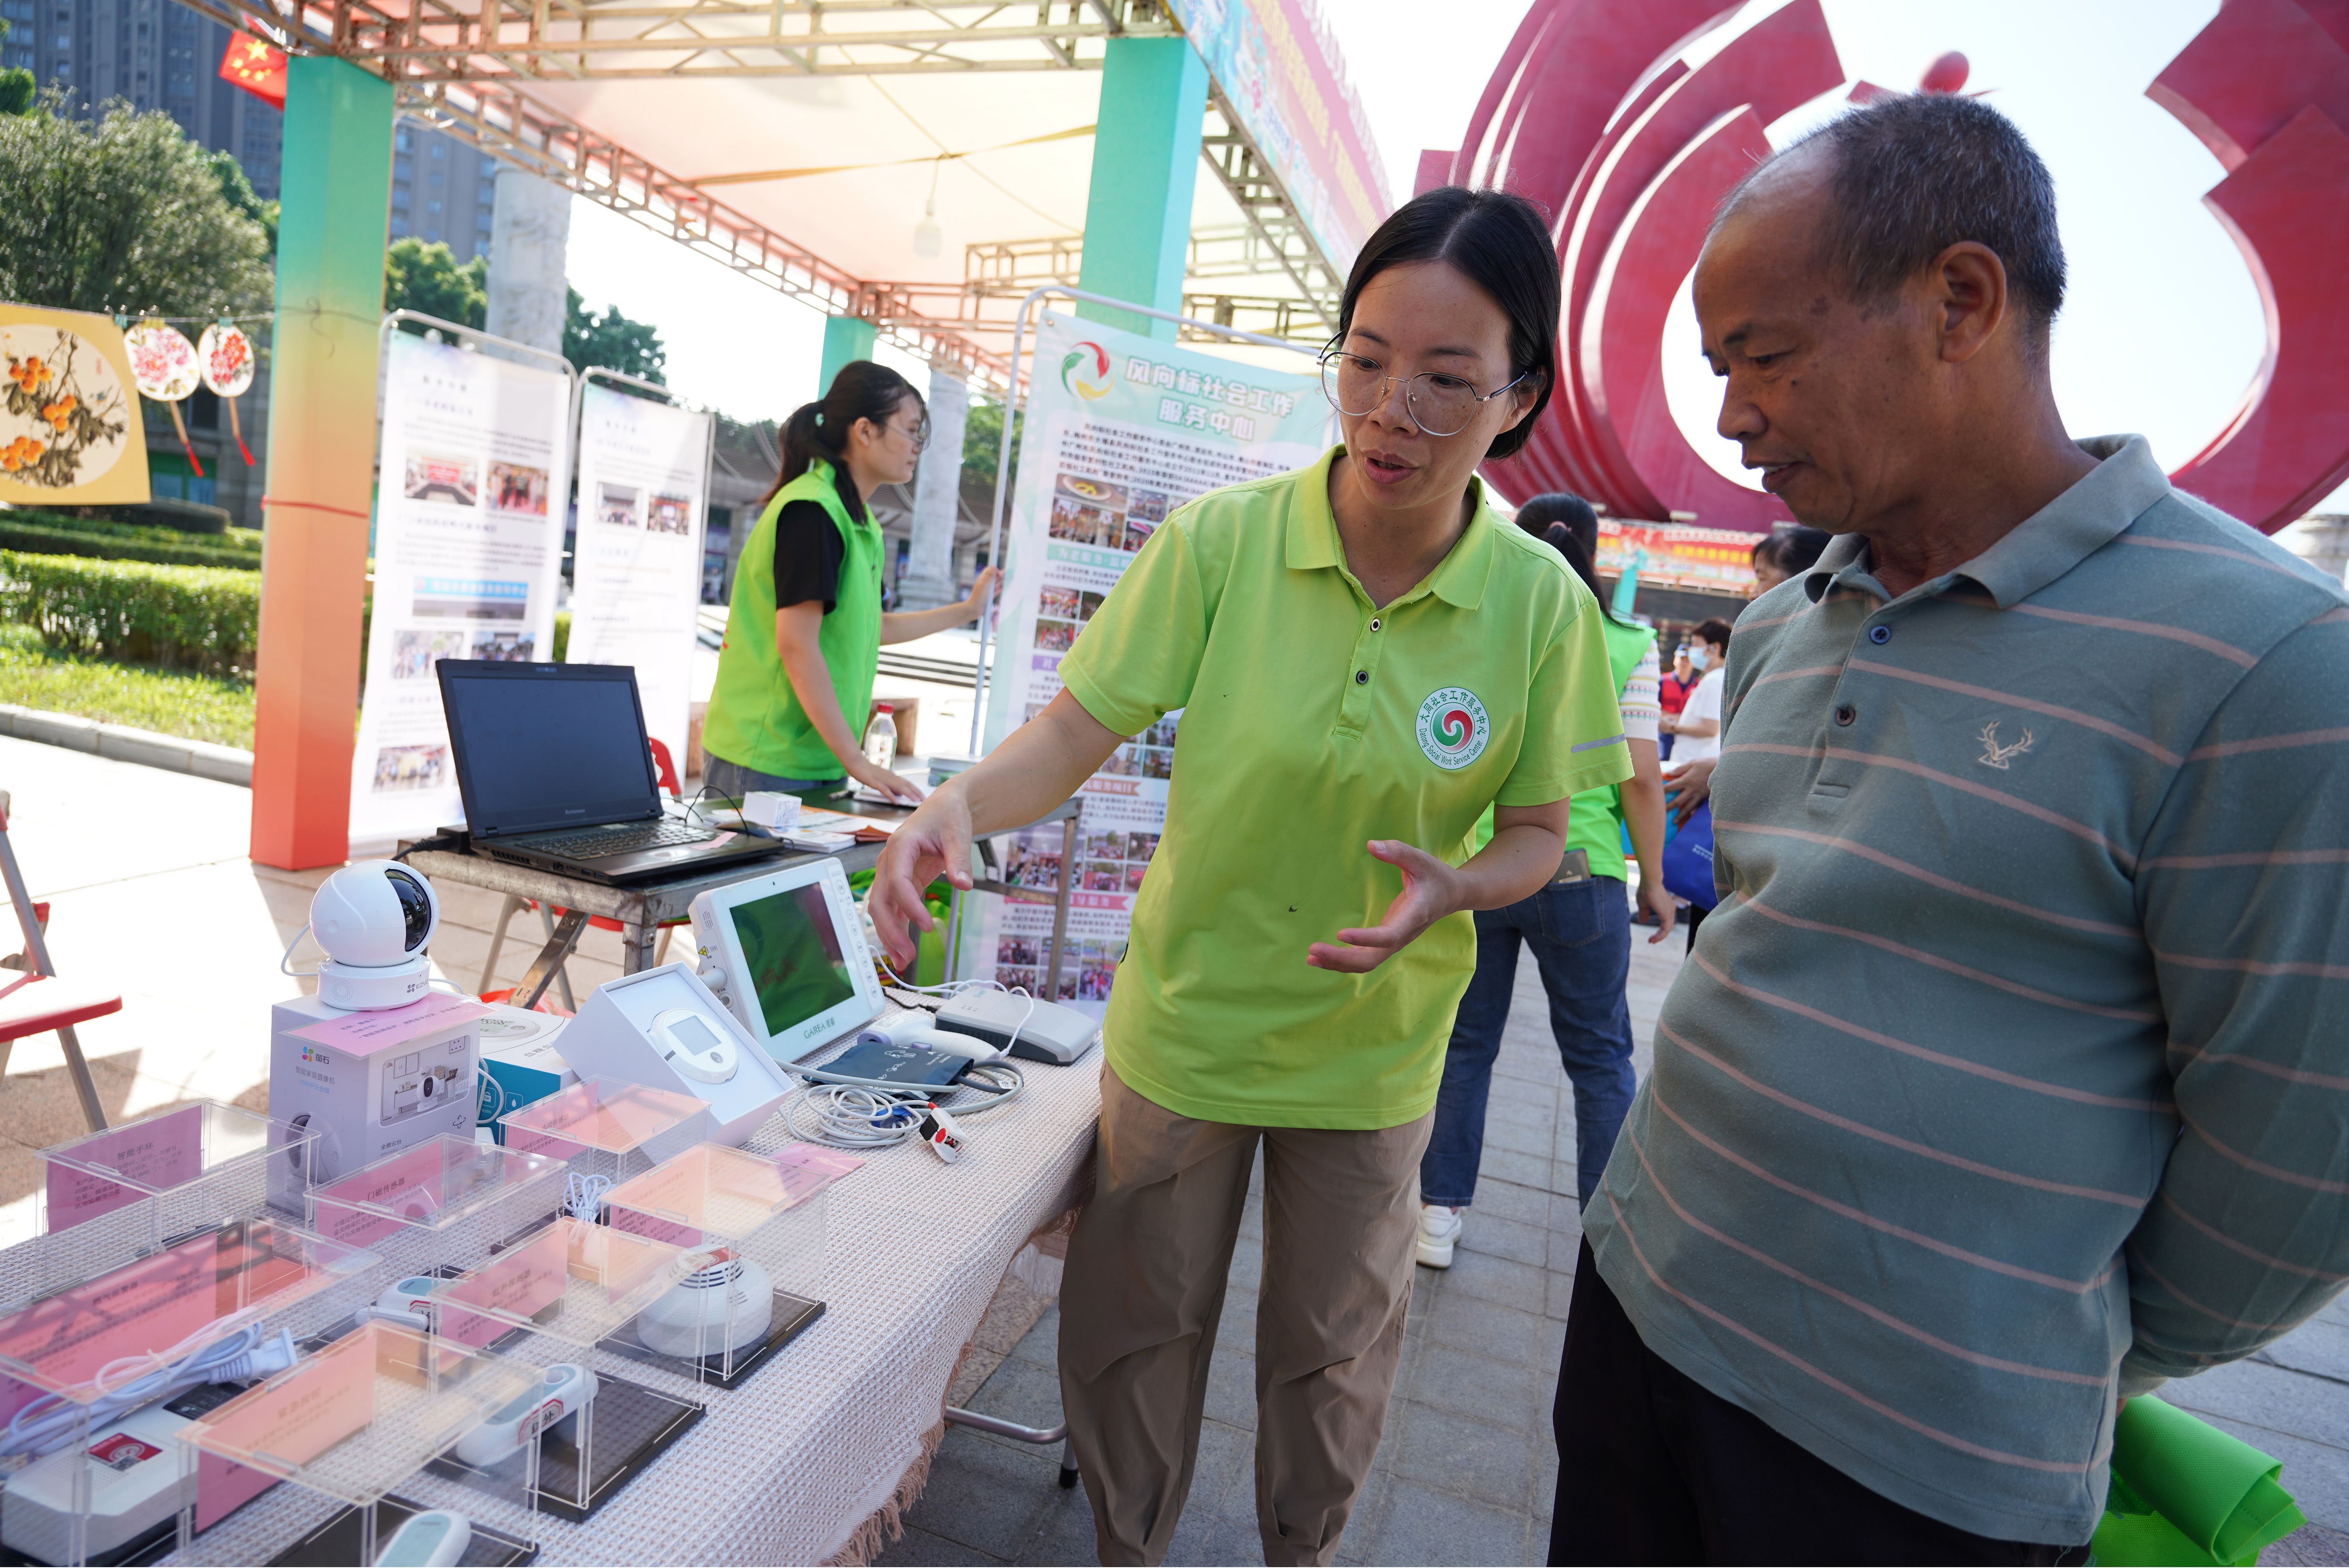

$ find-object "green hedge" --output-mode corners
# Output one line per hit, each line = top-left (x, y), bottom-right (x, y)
(0, 551), (259, 677)
(0, 518), (262, 571)
(4, 507), (262, 552)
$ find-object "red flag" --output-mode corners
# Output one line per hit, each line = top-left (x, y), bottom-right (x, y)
(218, 31), (287, 109)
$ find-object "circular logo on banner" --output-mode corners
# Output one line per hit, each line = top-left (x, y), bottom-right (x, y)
(1060, 341), (1115, 402)
(1416, 687), (1490, 770)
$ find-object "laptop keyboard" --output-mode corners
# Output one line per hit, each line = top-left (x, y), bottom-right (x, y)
(530, 819), (715, 859)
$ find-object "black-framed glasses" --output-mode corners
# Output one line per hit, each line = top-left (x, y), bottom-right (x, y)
(1318, 343), (1532, 437)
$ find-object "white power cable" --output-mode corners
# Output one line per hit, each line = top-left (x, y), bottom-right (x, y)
(2, 1324), (299, 1459)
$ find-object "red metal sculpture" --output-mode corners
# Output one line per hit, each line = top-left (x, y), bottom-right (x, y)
(1436, 0), (2349, 534)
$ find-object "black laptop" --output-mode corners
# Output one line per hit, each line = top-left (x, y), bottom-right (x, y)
(436, 659), (787, 883)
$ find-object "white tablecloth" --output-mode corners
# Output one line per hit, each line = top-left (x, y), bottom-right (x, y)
(175, 1041), (1104, 1566)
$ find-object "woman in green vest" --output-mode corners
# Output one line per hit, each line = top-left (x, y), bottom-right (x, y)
(703, 360), (998, 804)
(1415, 491), (1675, 1266)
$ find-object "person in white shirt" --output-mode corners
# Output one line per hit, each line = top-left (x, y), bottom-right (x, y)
(1659, 617), (1731, 764)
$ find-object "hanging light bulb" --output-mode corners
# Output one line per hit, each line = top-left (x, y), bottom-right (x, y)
(913, 195), (943, 259)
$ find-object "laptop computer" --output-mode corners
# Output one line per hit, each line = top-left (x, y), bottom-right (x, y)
(436, 659), (788, 883)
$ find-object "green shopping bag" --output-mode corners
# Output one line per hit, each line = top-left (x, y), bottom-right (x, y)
(2092, 1396), (2305, 1566)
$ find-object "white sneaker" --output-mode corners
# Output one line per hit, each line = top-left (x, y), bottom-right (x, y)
(1416, 1204), (1464, 1269)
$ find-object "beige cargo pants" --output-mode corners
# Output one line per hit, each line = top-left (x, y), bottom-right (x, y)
(1059, 1062), (1434, 1566)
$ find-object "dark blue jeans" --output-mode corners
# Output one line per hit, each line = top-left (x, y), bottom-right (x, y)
(1420, 876), (1636, 1211)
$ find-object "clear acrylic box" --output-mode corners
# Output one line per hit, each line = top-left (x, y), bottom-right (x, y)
(305, 1134), (568, 1313)
(171, 1320), (541, 1566)
(35, 1100), (321, 1243)
(424, 1217), (708, 1521)
(496, 1077), (709, 1221)
(0, 1203), (381, 1567)
(600, 1142), (846, 1387)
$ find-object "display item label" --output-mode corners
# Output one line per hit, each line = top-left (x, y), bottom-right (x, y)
(1416, 687), (1490, 770)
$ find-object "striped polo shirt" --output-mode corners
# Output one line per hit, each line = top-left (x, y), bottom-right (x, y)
(1585, 436), (2349, 1545)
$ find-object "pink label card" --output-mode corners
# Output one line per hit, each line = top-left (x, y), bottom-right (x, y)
(309, 1143), (454, 1247)
(44, 1104), (202, 1231)
(436, 1225), (571, 1350)
(186, 1325), (381, 1485)
(290, 993), (489, 1054)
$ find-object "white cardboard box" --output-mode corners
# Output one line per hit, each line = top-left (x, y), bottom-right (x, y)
(267, 994), (482, 1191)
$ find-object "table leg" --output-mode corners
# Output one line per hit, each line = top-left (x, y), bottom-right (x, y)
(1044, 814), (1076, 1001)
(623, 920), (660, 975)
(515, 911), (590, 1012)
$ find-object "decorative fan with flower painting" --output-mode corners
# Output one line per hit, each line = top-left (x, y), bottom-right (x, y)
(124, 319), (205, 480)
(197, 322), (256, 465)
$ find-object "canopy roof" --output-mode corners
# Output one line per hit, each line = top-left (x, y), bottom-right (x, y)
(188, 0), (1388, 388)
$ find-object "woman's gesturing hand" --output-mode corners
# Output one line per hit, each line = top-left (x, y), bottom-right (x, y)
(1307, 839), (1464, 975)
(867, 788), (974, 967)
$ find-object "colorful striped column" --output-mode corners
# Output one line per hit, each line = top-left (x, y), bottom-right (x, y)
(1077, 36), (1207, 342)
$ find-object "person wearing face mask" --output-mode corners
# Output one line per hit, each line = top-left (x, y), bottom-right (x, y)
(702, 360), (998, 805)
(867, 186), (1631, 1566)
(1657, 643), (1695, 761)
(1658, 617), (1731, 765)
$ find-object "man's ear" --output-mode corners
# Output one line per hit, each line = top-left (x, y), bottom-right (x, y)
(1932, 242), (2008, 365)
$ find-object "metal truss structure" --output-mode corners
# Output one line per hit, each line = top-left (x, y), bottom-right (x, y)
(178, 0), (1342, 388)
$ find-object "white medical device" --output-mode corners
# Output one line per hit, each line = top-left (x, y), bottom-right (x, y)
(686, 860), (884, 1061)
(636, 1253), (774, 1358)
(453, 1363), (595, 1469)
(0, 1382), (243, 1564)
(369, 1275), (441, 1331)
(308, 860), (442, 1011)
(552, 964), (790, 1145)
(375, 1509), (472, 1567)
(936, 989), (1101, 1066)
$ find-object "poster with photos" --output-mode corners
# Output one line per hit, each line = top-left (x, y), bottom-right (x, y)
(967, 313), (1326, 1013)
(350, 331), (570, 847)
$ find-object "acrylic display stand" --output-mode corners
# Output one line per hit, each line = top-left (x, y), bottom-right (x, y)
(496, 1078), (708, 1225)
(261, 1492), (536, 1566)
(423, 1218), (706, 1522)
(35, 1101), (321, 1246)
(304, 1135), (567, 1310)
(599, 1142), (848, 1389)
(0, 1202), (380, 1568)
(171, 1322), (540, 1567)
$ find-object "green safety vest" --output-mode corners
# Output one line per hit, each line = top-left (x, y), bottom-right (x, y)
(1473, 610), (1656, 879)
(703, 457), (883, 780)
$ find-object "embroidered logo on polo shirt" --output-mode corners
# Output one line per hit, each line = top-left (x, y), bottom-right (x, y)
(1977, 721), (2033, 770)
(1417, 687), (1490, 770)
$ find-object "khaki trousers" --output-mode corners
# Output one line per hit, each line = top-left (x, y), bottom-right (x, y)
(1059, 1062), (1434, 1566)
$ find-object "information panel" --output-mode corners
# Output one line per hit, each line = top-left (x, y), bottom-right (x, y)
(350, 332), (570, 845)
(567, 381), (714, 770)
(969, 313), (1326, 1012)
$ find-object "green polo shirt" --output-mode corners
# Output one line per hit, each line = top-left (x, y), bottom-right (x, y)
(1058, 445), (1633, 1129)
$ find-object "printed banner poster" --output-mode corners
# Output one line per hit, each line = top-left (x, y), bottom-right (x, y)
(0, 303), (151, 506)
(567, 382), (714, 769)
(968, 313), (1327, 1014)
(1596, 518), (1760, 596)
(350, 331), (570, 845)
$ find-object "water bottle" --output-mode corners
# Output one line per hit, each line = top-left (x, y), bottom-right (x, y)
(863, 703), (898, 774)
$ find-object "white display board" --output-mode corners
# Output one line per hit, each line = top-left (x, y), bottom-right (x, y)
(968, 312), (1326, 1011)
(350, 331), (571, 846)
(566, 380), (714, 771)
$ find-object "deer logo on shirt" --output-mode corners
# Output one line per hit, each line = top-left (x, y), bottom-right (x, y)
(1977, 721), (2033, 770)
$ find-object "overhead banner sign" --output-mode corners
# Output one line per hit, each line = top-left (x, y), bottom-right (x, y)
(1165, 0), (1391, 275)
(350, 331), (571, 846)
(567, 381), (714, 772)
(970, 312), (1327, 1013)
(1596, 518), (1760, 596)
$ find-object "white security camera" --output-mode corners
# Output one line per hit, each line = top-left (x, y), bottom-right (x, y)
(311, 859), (441, 1011)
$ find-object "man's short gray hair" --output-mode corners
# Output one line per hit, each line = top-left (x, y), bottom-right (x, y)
(1724, 94), (2067, 353)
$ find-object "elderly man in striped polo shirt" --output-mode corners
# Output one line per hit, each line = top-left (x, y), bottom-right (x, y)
(1553, 93), (2349, 1564)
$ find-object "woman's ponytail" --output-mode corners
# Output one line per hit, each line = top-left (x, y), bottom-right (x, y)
(760, 359), (923, 511)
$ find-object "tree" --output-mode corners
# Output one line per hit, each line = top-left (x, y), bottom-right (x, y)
(564, 289), (664, 384)
(383, 238), (485, 333)
(961, 394), (1022, 492)
(0, 90), (272, 317)
(206, 149), (277, 254)
(0, 19), (31, 117)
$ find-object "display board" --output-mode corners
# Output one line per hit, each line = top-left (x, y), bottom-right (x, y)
(969, 313), (1326, 1011)
(0, 303), (150, 505)
(1596, 517), (1760, 596)
(350, 331), (571, 844)
(566, 381), (714, 770)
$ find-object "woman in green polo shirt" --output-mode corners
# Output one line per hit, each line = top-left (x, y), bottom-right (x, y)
(868, 187), (1630, 1564)
(703, 360), (998, 804)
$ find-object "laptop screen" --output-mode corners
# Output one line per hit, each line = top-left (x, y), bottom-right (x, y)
(438, 662), (657, 836)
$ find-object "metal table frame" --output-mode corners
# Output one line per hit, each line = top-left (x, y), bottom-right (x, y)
(404, 797), (1081, 1008)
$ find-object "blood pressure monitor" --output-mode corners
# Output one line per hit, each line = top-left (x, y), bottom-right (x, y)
(652, 1007), (737, 1084)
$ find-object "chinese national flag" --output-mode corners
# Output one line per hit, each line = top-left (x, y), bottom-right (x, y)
(218, 32), (287, 108)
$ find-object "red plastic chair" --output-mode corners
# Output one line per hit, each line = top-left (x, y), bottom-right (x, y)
(0, 791), (117, 1131)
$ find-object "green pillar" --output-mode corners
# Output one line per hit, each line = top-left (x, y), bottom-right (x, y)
(819, 315), (878, 396)
(1078, 36), (1207, 341)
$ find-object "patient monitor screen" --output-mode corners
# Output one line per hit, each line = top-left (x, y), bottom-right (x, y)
(730, 885), (858, 1039)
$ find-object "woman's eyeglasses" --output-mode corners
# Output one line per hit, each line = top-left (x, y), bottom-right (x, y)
(892, 415), (931, 453)
(1318, 346), (1531, 438)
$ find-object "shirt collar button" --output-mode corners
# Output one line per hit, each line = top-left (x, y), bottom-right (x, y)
(1369, 618), (1381, 631)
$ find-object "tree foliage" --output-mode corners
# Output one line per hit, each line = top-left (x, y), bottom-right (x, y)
(564, 288), (665, 384)
(961, 396), (1022, 494)
(206, 149), (277, 254)
(383, 238), (486, 333)
(0, 18), (30, 117)
(0, 91), (272, 318)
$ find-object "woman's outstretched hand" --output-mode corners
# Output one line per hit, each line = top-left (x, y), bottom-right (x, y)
(1307, 839), (1463, 975)
(867, 787), (974, 968)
